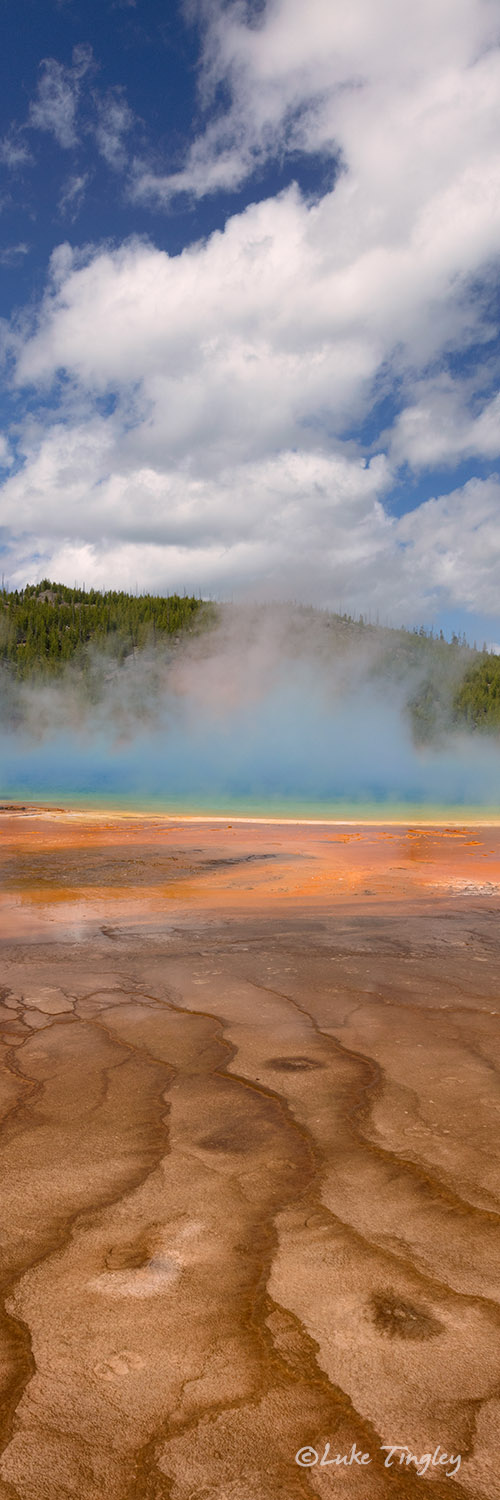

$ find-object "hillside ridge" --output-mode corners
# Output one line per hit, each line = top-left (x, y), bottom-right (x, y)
(1, 581), (499, 737)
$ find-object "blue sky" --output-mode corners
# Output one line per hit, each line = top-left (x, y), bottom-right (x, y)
(1, 0), (500, 642)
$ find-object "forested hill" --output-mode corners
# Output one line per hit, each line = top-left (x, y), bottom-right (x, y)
(1, 580), (500, 738)
(0, 582), (207, 678)
(454, 656), (500, 731)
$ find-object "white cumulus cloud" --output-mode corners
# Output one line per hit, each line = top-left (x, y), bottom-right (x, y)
(2, 0), (500, 622)
(390, 380), (500, 468)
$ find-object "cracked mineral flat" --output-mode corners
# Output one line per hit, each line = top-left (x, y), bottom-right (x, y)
(0, 809), (499, 1499)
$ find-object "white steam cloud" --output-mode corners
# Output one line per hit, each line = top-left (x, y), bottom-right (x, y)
(1, 607), (498, 811)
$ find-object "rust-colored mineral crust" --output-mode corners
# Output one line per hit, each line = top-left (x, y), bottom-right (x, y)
(0, 811), (499, 1499)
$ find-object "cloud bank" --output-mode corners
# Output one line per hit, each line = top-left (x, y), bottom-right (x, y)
(1, 0), (500, 622)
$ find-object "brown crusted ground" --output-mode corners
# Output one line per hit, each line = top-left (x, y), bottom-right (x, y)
(0, 811), (499, 1499)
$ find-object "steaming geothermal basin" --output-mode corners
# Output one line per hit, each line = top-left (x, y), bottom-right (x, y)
(0, 807), (499, 1500)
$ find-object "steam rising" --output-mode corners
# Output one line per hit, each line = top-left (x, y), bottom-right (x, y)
(1, 606), (499, 811)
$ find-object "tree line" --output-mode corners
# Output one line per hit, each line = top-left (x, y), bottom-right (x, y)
(1, 580), (499, 735)
(0, 581), (205, 679)
(453, 656), (500, 730)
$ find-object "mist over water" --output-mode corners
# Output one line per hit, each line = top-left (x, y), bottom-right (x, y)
(1, 606), (499, 815)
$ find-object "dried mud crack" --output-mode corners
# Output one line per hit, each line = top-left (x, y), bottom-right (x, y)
(0, 813), (499, 1498)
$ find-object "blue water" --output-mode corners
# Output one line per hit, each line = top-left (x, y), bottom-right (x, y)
(1, 685), (499, 822)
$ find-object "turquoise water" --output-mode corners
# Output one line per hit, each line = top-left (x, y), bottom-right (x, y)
(1, 760), (499, 823)
(1, 683), (499, 822)
(1, 784), (498, 825)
